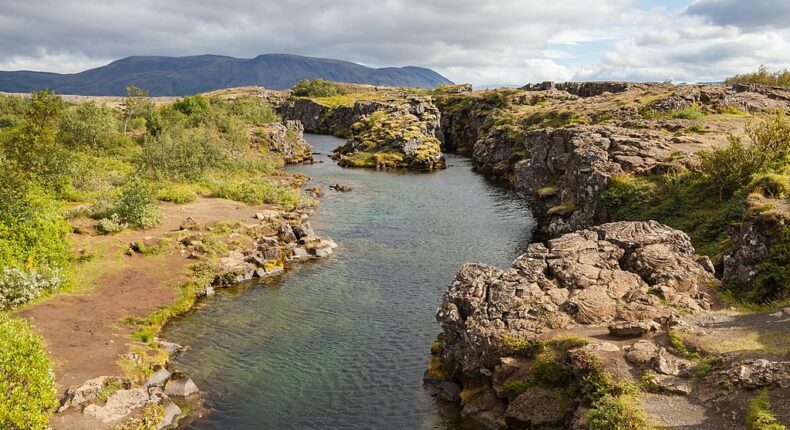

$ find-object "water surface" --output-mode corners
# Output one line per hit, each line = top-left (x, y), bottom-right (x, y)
(164, 134), (535, 429)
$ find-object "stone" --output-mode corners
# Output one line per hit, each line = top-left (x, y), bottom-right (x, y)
(608, 320), (659, 337)
(164, 372), (200, 397)
(145, 368), (171, 388)
(652, 374), (692, 395)
(625, 340), (659, 368)
(58, 376), (128, 413)
(312, 245), (333, 258)
(292, 247), (310, 259)
(254, 210), (280, 221)
(156, 340), (185, 357)
(505, 387), (570, 428)
(84, 388), (151, 423)
(158, 398), (182, 429)
(204, 286), (215, 296)
(330, 183), (353, 192)
(179, 217), (198, 230)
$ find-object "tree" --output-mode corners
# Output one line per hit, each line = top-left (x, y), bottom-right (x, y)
(122, 85), (151, 134)
(1, 89), (71, 184)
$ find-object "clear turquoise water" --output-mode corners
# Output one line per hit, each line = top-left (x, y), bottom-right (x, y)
(163, 134), (535, 429)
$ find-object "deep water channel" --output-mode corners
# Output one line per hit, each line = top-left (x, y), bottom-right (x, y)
(163, 134), (536, 429)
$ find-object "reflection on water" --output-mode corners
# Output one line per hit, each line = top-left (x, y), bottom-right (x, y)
(164, 134), (536, 429)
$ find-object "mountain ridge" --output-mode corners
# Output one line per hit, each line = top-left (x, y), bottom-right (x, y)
(0, 54), (453, 96)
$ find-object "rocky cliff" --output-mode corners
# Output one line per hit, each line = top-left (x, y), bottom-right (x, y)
(252, 120), (314, 164)
(279, 92), (445, 171)
(426, 221), (788, 429)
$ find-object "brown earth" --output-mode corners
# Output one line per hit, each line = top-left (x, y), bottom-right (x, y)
(17, 198), (273, 392)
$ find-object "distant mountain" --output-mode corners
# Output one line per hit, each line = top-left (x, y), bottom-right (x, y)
(0, 54), (453, 96)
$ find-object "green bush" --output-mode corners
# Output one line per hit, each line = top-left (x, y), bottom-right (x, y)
(698, 114), (790, 199)
(1, 90), (75, 192)
(587, 394), (650, 430)
(96, 214), (127, 235)
(0, 315), (58, 429)
(751, 173), (790, 199)
(0, 267), (63, 310)
(292, 79), (348, 98)
(113, 178), (162, 229)
(60, 102), (120, 151)
(139, 126), (228, 181)
(0, 169), (71, 272)
(725, 65), (790, 89)
(172, 95), (209, 116)
(216, 95), (279, 125)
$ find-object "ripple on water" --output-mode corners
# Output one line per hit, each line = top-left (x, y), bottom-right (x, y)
(163, 134), (535, 430)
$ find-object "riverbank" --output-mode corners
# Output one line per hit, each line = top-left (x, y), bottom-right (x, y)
(17, 193), (336, 429)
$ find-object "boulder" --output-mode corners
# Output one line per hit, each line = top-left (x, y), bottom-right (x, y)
(164, 372), (200, 397)
(83, 388), (151, 423)
(505, 387), (570, 428)
(145, 368), (172, 388)
(608, 320), (659, 337)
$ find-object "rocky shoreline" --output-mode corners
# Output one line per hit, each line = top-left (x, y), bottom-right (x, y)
(52, 203), (337, 429)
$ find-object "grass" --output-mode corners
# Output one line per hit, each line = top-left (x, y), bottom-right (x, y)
(97, 379), (123, 402)
(668, 329), (700, 359)
(746, 389), (787, 430)
(547, 202), (577, 216)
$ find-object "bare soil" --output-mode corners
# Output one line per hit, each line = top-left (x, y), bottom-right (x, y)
(17, 198), (271, 391)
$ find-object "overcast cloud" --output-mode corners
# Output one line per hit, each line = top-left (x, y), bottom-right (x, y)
(1, 0), (789, 86)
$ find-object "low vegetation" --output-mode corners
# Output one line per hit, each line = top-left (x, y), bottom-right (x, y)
(725, 66), (790, 89)
(0, 315), (58, 429)
(292, 79), (348, 98)
(746, 389), (787, 430)
(600, 112), (790, 303)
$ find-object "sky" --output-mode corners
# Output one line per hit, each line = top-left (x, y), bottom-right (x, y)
(0, 0), (789, 86)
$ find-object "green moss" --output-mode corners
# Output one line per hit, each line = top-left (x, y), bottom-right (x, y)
(503, 335), (542, 356)
(587, 394), (651, 430)
(157, 183), (198, 204)
(524, 110), (587, 130)
(97, 379), (123, 402)
(537, 186), (559, 198)
(547, 202), (577, 216)
(695, 357), (722, 378)
(502, 381), (531, 395)
(113, 404), (164, 430)
(746, 389), (787, 430)
(668, 329), (700, 359)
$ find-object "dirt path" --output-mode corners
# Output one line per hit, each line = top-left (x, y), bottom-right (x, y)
(17, 198), (268, 391)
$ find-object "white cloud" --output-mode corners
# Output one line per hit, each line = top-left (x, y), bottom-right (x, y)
(0, 0), (788, 85)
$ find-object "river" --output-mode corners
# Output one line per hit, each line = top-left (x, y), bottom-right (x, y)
(163, 134), (536, 429)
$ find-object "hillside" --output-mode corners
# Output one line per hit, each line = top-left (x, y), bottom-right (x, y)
(0, 54), (453, 96)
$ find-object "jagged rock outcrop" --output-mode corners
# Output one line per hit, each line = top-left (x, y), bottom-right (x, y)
(279, 94), (445, 170)
(434, 221), (713, 375)
(512, 126), (677, 236)
(723, 194), (789, 302)
(333, 96), (445, 170)
(252, 120), (313, 164)
(426, 221), (727, 429)
(521, 81), (631, 97)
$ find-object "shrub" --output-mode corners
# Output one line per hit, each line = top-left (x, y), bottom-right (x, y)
(96, 214), (127, 235)
(113, 178), (162, 229)
(0, 267), (63, 309)
(0, 169), (71, 272)
(139, 126), (228, 181)
(725, 65), (790, 89)
(698, 113), (790, 200)
(216, 95), (279, 125)
(172, 94), (209, 116)
(0, 315), (58, 429)
(750, 173), (790, 199)
(292, 79), (348, 98)
(60, 102), (120, 151)
(1, 89), (75, 192)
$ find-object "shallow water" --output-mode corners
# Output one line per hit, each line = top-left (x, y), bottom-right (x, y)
(164, 134), (536, 429)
